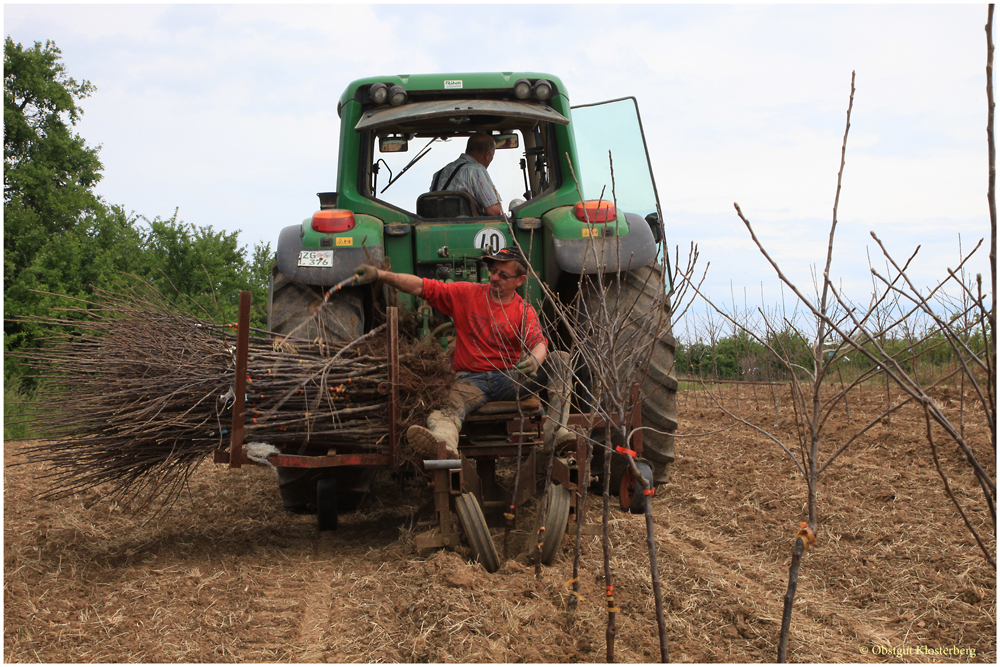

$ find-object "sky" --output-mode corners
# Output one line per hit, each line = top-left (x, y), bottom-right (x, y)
(4, 3), (995, 337)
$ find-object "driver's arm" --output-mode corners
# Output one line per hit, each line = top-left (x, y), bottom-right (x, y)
(484, 203), (502, 216)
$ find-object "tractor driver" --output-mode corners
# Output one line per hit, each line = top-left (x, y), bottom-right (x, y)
(429, 133), (503, 216)
(352, 246), (576, 460)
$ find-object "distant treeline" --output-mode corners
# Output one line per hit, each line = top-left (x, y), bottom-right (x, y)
(675, 326), (990, 384)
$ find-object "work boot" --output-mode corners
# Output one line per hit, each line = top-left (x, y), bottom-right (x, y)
(652, 462), (670, 486)
(553, 426), (579, 450)
(542, 351), (575, 452)
(544, 421), (578, 451)
(406, 424), (459, 460)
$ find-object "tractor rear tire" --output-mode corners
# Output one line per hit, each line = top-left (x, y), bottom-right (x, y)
(268, 268), (365, 345)
(269, 268), (373, 512)
(581, 264), (678, 485)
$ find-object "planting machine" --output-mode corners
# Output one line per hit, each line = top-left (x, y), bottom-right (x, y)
(215, 72), (678, 571)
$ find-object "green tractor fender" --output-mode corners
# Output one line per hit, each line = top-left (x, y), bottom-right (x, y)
(273, 215), (385, 287)
(543, 207), (657, 283)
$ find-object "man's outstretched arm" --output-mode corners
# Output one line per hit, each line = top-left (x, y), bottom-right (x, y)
(353, 265), (424, 297)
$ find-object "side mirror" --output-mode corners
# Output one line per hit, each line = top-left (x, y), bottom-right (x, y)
(494, 132), (519, 150)
(645, 212), (663, 243)
(379, 136), (408, 153)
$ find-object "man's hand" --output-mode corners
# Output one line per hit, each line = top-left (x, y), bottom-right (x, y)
(353, 264), (380, 285)
(514, 353), (540, 379)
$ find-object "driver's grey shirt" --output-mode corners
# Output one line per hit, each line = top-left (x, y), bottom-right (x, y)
(429, 154), (500, 213)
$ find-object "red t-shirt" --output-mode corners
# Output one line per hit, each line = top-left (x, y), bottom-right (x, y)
(420, 279), (547, 372)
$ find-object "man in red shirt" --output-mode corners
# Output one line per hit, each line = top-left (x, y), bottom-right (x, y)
(354, 246), (575, 459)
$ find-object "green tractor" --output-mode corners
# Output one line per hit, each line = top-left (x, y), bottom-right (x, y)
(268, 72), (677, 513)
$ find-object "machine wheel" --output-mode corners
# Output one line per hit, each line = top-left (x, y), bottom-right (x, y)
(270, 267), (371, 512)
(455, 493), (501, 573)
(277, 468), (375, 515)
(581, 264), (678, 485)
(620, 460), (654, 514)
(316, 477), (338, 531)
(332, 467), (376, 511)
(528, 483), (572, 565)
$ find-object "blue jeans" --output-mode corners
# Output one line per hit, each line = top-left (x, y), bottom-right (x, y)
(424, 360), (563, 450)
(454, 369), (521, 402)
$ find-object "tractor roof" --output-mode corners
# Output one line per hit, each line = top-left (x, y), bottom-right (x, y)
(338, 72), (568, 108)
(355, 98), (569, 135)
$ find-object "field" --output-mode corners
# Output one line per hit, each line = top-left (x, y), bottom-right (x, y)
(4, 386), (995, 663)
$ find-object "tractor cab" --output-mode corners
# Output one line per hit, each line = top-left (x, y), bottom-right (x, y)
(351, 83), (569, 221)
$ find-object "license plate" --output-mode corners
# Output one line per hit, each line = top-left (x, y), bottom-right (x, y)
(298, 250), (333, 267)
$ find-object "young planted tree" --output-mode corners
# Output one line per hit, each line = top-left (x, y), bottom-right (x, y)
(499, 148), (705, 661)
(690, 71), (981, 660)
(770, 5), (996, 571)
(826, 234), (995, 568)
(710, 21), (998, 652)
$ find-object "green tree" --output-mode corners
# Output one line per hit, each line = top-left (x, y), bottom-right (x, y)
(3, 37), (275, 389)
(4, 37), (103, 291)
(4, 37), (114, 383)
(138, 212), (272, 326)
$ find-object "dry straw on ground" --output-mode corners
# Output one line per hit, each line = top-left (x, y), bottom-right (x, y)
(5, 386), (994, 663)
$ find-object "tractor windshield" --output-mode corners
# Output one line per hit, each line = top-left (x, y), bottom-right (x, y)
(357, 99), (567, 216)
(570, 97), (661, 220)
(571, 96), (670, 284)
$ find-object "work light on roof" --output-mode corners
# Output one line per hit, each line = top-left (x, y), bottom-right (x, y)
(388, 85), (407, 106)
(513, 78), (532, 100)
(369, 82), (389, 104)
(533, 79), (553, 101)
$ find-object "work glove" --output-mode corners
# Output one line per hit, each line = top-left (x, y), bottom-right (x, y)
(513, 353), (540, 379)
(353, 264), (380, 285)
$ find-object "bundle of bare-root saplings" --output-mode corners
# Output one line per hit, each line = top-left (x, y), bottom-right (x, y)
(10, 283), (452, 513)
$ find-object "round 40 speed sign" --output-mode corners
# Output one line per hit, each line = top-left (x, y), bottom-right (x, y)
(472, 228), (506, 254)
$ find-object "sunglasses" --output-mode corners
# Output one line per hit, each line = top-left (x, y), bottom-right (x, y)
(487, 265), (523, 281)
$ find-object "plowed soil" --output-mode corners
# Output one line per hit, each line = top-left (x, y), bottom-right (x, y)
(5, 386), (996, 662)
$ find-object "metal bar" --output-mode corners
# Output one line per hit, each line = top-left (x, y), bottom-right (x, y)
(416, 532), (446, 549)
(423, 459), (462, 470)
(567, 523), (603, 536)
(216, 451), (391, 468)
(480, 499), (508, 511)
(565, 413), (604, 430)
(461, 456), (481, 502)
(228, 291), (251, 469)
(458, 444), (537, 458)
(270, 453), (389, 468)
(515, 448), (536, 512)
(629, 382), (643, 457)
